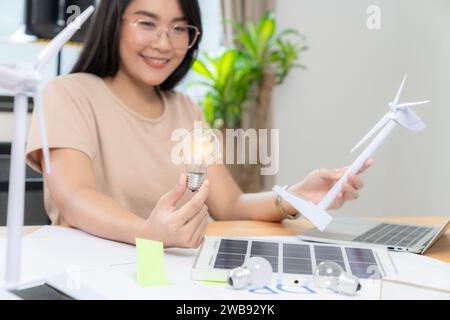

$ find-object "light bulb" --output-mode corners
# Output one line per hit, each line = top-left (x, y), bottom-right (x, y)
(182, 128), (220, 192)
(227, 257), (273, 290)
(313, 261), (361, 296)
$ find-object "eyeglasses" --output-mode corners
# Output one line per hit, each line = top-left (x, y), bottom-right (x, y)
(123, 17), (201, 50)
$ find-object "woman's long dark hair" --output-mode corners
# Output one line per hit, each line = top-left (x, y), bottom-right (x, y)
(71, 0), (202, 91)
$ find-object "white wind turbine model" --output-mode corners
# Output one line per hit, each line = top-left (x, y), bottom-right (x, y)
(274, 74), (429, 231)
(0, 6), (95, 287)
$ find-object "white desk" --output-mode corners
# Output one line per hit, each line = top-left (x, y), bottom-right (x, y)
(1, 216), (449, 300)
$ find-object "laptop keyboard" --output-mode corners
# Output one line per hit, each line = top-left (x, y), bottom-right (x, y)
(352, 223), (435, 248)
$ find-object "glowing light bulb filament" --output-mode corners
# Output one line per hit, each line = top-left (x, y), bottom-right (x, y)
(183, 128), (220, 192)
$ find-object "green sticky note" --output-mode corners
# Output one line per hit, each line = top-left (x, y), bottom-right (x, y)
(135, 238), (171, 287)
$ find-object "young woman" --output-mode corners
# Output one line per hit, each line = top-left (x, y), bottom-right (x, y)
(26, 0), (371, 248)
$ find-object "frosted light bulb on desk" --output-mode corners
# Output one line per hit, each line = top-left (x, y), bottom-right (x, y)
(182, 128), (220, 192)
(313, 261), (361, 296)
(228, 257), (273, 290)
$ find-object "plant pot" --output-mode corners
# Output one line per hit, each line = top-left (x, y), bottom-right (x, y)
(220, 127), (262, 193)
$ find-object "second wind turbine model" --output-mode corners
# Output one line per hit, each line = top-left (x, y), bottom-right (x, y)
(0, 6), (95, 287)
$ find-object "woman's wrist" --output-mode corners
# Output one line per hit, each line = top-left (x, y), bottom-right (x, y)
(129, 215), (148, 244)
(275, 186), (302, 220)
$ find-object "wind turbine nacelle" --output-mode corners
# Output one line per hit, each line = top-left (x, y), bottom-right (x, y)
(394, 109), (427, 132)
(0, 64), (41, 93)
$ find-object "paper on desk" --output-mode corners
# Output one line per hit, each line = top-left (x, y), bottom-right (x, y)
(77, 248), (219, 300)
(79, 249), (379, 300)
(386, 252), (450, 294)
(136, 238), (170, 287)
(0, 226), (136, 279)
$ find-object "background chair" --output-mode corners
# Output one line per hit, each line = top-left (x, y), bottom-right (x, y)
(0, 142), (50, 226)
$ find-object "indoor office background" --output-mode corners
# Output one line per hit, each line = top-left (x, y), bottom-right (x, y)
(0, 0), (449, 225)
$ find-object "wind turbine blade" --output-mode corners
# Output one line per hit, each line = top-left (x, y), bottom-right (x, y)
(393, 74), (408, 105)
(33, 90), (52, 174)
(351, 112), (391, 153)
(34, 6), (95, 71)
(395, 107), (427, 132)
(0, 65), (25, 91)
(273, 186), (333, 231)
(396, 101), (430, 108)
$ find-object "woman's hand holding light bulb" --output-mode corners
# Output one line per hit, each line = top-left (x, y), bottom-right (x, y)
(138, 174), (210, 248)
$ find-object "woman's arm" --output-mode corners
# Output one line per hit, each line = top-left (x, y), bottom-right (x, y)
(205, 164), (285, 222)
(41, 149), (210, 247)
(42, 149), (146, 244)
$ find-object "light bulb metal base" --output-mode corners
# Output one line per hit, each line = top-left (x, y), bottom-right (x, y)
(187, 173), (205, 192)
(228, 267), (251, 290)
(336, 273), (361, 296)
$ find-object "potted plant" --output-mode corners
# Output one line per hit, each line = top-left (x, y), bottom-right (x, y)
(192, 12), (307, 192)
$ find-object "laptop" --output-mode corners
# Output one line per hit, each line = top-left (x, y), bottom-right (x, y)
(298, 217), (450, 254)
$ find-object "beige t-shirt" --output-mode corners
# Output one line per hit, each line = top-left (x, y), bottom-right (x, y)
(26, 73), (203, 226)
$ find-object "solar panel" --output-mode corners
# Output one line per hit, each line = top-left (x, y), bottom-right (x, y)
(212, 239), (381, 279)
(250, 241), (279, 272)
(283, 243), (312, 275)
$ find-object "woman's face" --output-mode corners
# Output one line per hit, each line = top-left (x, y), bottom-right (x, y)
(120, 0), (191, 86)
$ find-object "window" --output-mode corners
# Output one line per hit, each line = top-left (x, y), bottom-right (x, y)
(179, 0), (223, 101)
(198, 0), (222, 53)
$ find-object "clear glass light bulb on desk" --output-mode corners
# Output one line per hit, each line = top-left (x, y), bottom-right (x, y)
(313, 261), (361, 296)
(228, 257), (273, 290)
(182, 128), (220, 192)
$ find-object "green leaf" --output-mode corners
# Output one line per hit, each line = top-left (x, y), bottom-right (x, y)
(217, 49), (236, 88)
(192, 60), (214, 80)
(186, 80), (221, 94)
(235, 32), (257, 57)
(202, 93), (215, 126)
(190, 9), (307, 128)
(257, 15), (276, 49)
(231, 21), (246, 34)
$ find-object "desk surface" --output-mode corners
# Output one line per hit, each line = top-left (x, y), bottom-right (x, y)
(1, 216), (449, 263)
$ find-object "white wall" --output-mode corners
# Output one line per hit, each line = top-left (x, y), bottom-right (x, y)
(273, 0), (450, 218)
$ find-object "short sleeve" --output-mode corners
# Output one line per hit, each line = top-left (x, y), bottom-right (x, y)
(185, 95), (209, 128)
(26, 77), (98, 174)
